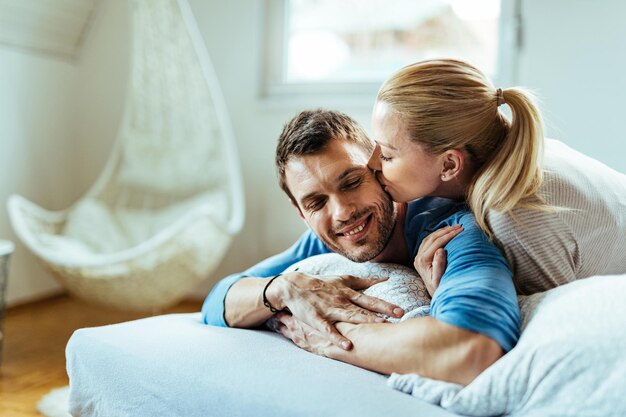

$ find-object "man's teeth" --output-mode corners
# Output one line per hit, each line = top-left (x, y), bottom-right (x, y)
(346, 223), (365, 236)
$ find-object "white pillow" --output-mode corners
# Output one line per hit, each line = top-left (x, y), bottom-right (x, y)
(389, 274), (626, 417)
(281, 253), (431, 322)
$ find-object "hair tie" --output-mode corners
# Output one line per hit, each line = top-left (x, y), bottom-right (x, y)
(496, 88), (506, 107)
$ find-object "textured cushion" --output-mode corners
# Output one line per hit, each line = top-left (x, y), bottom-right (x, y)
(389, 274), (626, 417)
(283, 253), (431, 322)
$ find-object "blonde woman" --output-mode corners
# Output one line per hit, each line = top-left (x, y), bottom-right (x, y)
(368, 58), (626, 295)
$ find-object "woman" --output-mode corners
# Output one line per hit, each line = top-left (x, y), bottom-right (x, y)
(368, 59), (626, 295)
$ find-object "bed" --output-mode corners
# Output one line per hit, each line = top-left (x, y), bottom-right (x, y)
(66, 257), (626, 417)
(66, 313), (457, 417)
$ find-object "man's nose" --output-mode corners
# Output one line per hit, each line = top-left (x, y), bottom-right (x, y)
(330, 195), (357, 222)
(368, 145), (382, 172)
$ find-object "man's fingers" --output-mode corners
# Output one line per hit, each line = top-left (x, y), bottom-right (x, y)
(336, 275), (400, 315)
(328, 305), (388, 324)
(338, 274), (387, 290)
(276, 321), (290, 338)
(310, 314), (352, 350)
(348, 290), (404, 318)
(275, 311), (291, 323)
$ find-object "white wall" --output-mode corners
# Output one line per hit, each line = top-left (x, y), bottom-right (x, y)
(0, 47), (77, 304)
(66, 0), (375, 299)
(73, 0), (129, 195)
(187, 1), (376, 297)
(3, 0), (625, 305)
(518, 0), (626, 173)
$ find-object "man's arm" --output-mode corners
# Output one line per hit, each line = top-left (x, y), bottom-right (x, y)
(202, 229), (404, 349)
(225, 272), (400, 330)
(202, 229), (328, 326)
(202, 229), (330, 326)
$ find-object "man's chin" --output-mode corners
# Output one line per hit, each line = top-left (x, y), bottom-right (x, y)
(335, 243), (385, 263)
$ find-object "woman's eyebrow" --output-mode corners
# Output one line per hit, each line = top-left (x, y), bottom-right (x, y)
(375, 140), (397, 151)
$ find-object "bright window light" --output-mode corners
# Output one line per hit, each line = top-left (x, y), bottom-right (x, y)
(283, 0), (503, 83)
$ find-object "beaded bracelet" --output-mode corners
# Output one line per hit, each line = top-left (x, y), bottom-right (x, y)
(262, 274), (283, 313)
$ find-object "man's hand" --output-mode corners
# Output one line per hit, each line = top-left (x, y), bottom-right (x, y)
(266, 271), (404, 350)
(275, 312), (338, 356)
(414, 225), (462, 296)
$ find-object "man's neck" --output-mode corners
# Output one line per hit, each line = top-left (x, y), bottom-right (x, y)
(373, 202), (410, 266)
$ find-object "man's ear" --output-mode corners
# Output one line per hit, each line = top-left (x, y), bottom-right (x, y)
(440, 149), (465, 181)
(290, 198), (305, 220)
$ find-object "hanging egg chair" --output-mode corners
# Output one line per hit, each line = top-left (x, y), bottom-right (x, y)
(8, 0), (244, 311)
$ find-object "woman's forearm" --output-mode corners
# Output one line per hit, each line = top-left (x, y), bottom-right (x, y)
(328, 317), (503, 385)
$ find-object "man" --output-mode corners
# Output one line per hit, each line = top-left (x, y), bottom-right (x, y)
(203, 110), (520, 385)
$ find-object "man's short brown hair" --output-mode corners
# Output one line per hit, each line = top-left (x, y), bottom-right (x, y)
(276, 109), (374, 205)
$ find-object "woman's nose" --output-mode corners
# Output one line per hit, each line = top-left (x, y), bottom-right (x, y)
(368, 145), (382, 172)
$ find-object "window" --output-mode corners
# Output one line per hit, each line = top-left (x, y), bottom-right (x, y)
(263, 0), (519, 99)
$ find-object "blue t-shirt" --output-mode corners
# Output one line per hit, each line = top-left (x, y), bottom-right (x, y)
(202, 197), (521, 352)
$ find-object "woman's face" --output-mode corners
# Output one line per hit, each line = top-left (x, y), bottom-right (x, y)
(368, 101), (444, 203)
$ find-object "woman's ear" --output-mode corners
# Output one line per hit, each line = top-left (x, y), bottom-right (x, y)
(440, 149), (465, 181)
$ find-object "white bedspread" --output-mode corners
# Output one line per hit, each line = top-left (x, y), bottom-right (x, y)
(66, 314), (458, 417)
(389, 274), (626, 417)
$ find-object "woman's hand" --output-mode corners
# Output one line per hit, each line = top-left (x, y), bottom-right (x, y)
(414, 225), (463, 296)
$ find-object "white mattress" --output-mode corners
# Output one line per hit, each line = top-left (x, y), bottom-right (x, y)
(66, 313), (459, 417)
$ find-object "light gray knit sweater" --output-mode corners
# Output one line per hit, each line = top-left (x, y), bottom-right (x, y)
(487, 139), (626, 295)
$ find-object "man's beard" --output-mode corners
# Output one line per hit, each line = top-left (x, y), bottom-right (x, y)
(324, 197), (395, 263)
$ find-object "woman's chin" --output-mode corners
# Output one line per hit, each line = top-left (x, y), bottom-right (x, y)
(387, 190), (411, 203)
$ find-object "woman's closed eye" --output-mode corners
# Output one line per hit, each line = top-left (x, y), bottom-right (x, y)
(379, 152), (392, 162)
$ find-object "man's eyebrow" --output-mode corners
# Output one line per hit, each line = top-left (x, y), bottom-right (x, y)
(337, 166), (367, 182)
(299, 190), (322, 205)
(300, 166), (369, 202)
(298, 167), (366, 204)
(376, 140), (397, 151)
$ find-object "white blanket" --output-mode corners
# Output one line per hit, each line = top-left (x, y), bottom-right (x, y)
(389, 275), (626, 417)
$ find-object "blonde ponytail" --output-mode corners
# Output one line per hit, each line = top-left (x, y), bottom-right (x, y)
(467, 88), (546, 238)
(377, 59), (548, 238)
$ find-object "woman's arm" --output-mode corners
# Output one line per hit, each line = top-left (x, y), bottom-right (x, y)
(277, 314), (502, 385)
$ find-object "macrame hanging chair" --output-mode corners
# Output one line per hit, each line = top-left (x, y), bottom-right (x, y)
(7, 0), (244, 311)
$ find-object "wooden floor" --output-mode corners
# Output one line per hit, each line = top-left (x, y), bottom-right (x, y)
(0, 295), (202, 416)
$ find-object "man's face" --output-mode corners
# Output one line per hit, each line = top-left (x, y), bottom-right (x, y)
(285, 138), (396, 262)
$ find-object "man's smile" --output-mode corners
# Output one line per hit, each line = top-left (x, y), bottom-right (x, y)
(335, 213), (373, 241)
